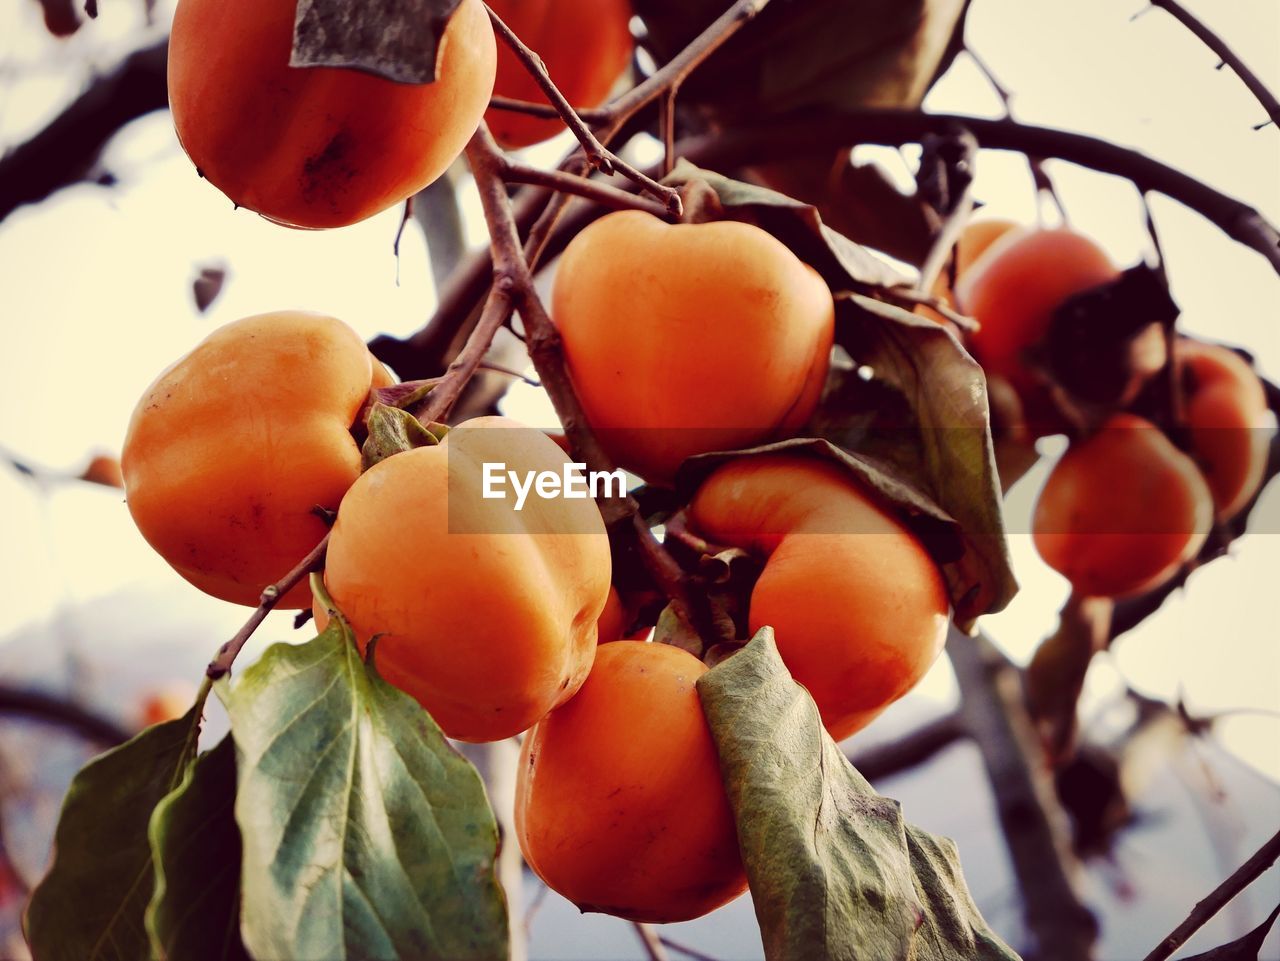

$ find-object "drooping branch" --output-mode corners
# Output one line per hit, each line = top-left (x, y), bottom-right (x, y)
(845, 711), (968, 783)
(1141, 828), (1280, 961)
(0, 685), (132, 746)
(948, 629), (1098, 961)
(0, 38), (168, 223)
(1143, 0), (1280, 129)
(680, 110), (1280, 272)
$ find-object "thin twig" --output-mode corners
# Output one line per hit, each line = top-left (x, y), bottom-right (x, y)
(487, 94), (609, 124)
(965, 47), (1067, 223)
(486, 4), (681, 215)
(633, 922), (671, 961)
(205, 535), (330, 679)
(1145, 0), (1280, 129)
(1141, 829), (1280, 961)
(498, 158), (673, 219)
(658, 936), (725, 961)
(916, 128), (978, 294)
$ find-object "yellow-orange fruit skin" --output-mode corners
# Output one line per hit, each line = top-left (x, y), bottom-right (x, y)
(515, 641), (747, 922)
(955, 228), (1118, 435)
(1179, 339), (1273, 521)
(168, 0), (496, 228)
(552, 211), (835, 484)
(917, 218), (1021, 327)
(1033, 413), (1213, 598)
(486, 0), (633, 148)
(122, 312), (380, 609)
(688, 457), (950, 742)
(318, 417), (611, 742)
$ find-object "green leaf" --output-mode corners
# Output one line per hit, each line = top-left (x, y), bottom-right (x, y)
(826, 294), (1017, 625)
(697, 630), (1021, 961)
(23, 704), (206, 961)
(292, 0), (463, 85)
(146, 736), (251, 961)
(226, 615), (509, 961)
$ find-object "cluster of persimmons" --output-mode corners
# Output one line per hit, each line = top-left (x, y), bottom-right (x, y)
(118, 0), (1271, 927)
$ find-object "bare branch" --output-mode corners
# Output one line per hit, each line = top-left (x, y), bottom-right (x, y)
(1145, 0), (1280, 129)
(846, 711), (968, 782)
(680, 111), (1280, 272)
(0, 685), (132, 746)
(0, 39), (168, 223)
(1142, 829), (1280, 961)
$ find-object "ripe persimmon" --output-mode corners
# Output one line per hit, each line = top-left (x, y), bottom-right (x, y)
(317, 417), (611, 742)
(1179, 338), (1273, 521)
(168, 0), (496, 228)
(552, 211), (835, 484)
(122, 311), (385, 609)
(917, 217), (1021, 327)
(1033, 413), (1213, 598)
(516, 641), (747, 922)
(956, 227), (1119, 433)
(486, 0), (633, 148)
(687, 456), (950, 741)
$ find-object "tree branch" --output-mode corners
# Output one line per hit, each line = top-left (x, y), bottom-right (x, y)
(845, 711), (968, 782)
(948, 629), (1098, 960)
(1144, 0), (1280, 129)
(0, 684), (132, 746)
(486, 3), (681, 215)
(680, 110), (1280, 272)
(0, 38), (168, 223)
(1141, 828), (1280, 961)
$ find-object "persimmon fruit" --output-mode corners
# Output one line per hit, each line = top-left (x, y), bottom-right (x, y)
(917, 217), (1021, 326)
(1179, 338), (1273, 521)
(687, 456), (950, 741)
(317, 417), (611, 742)
(956, 227), (1119, 433)
(122, 311), (386, 609)
(167, 0), (496, 228)
(552, 211), (835, 484)
(516, 641), (747, 922)
(486, 0), (633, 148)
(1033, 413), (1213, 598)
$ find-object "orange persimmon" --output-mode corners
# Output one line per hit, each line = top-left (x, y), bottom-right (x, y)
(1033, 413), (1213, 598)
(552, 211), (835, 484)
(687, 456), (950, 741)
(317, 417), (611, 742)
(516, 641), (747, 922)
(123, 311), (384, 609)
(168, 0), (496, 228)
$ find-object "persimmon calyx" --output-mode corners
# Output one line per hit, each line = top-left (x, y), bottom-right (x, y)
(361, 403), (449, 470)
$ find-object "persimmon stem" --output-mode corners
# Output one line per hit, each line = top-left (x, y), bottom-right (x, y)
(1141, 829), (1280, 961)
(205, 534), (330, 679)
(1143, 0), (1280, 129)
(487, 94), (608, 124)
(485, 4), (681, 215)
(498, 158), (673, 219)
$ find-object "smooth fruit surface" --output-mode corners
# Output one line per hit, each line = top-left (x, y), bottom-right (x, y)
(486, 0), (633, 148)
(516, 641), (747, 922)
(688, 456), (950, 741)
(123, 311), (382, 608)
(956, 228), (1118, 430)
(552, 211), (835, 484)
(1033, 413), (1213, 598)
(168, 0), (496, 228)
(1180, 339), (1272, 521)
(917, 218), (1021, 327)
(319, 417), (611, 742)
